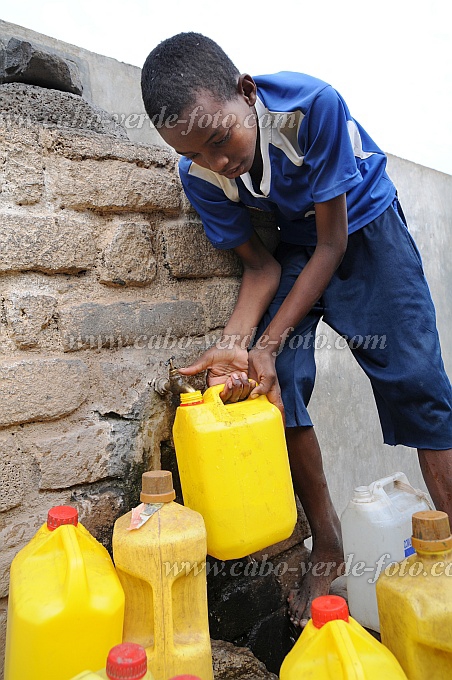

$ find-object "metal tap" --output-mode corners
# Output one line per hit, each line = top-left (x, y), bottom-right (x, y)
(151, 357), (196, 396)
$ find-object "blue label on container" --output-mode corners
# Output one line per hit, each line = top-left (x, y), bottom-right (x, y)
(404, 537), (415, 557)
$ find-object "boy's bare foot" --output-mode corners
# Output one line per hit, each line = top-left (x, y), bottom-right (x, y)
(284, 426), (345, 631)
(287, 542), (345, 629)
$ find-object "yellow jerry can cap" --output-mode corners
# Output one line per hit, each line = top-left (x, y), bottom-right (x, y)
(140, 470), (176, 504)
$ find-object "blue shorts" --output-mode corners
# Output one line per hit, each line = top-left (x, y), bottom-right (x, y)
(257, 199), (452, 449)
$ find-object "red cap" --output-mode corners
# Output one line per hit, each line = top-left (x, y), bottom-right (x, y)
(106, 643), (147, 679)
(47, 506), (78, 531)
(311, 595), (349, 628)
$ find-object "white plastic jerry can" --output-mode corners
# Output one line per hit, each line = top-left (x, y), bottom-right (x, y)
(340, 471), (432, 632)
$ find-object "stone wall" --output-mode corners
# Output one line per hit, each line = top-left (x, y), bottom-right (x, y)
(0, 80), (309, 677)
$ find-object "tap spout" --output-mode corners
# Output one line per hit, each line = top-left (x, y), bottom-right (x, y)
(151, 357), (196, 396)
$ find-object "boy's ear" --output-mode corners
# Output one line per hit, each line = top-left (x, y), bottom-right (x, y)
(237, 74), (257, 106)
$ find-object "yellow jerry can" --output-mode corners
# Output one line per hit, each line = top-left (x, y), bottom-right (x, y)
(172, 385), (297, 560)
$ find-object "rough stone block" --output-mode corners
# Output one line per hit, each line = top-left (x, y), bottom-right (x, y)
(211, 639), (278, 680)
(237, 605), (293, 676)
(161, 220), (242, 278)
(48, 157), (182, 213)
(204, 280), (241, 330)
(0, 492), (73, 553)
(60, 300), (205, 351)
(207, 564), (283, 641)
(0, 37), (83, 95)
(97, 419), (143, 481)
(0, 435), (23, 511)
(0, 213), (97, 274)
(33, 421), (114, 489)
(0, 83), (127, 138)
(0, 358), (89, 428)
(0, 123), (43, 205)
(42, 126), (177, 167)
(98, 221), (157, 287)
(0, 545), (19, 598)
(71, 485), (127, 551)
(4, 293), (57, 349)
(160, 211), (279, 280)
(93, 358), (153, 417)
(0, 599), (7, 679)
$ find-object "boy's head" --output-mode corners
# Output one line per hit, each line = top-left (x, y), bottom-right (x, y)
(141, 32), (258, 179)
(141, 32), (240, 121)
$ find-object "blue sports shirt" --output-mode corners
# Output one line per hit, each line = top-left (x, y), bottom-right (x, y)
(179, 72), (397, 249)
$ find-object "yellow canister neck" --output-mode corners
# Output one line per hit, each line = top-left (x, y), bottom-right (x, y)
(180, 391), (204, 406)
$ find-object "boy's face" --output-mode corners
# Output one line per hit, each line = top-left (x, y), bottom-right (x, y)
(159, 75), (258, 179)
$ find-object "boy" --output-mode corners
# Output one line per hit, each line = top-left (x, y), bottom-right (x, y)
(141, 32), (452, 629)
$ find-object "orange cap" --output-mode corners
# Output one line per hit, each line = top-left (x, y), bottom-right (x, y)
(311, 595), (349, 628)
(106, 643), (147, 679)
(47, 506), (78, 531)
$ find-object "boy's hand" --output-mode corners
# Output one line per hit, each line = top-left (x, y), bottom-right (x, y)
(247, 347), (286, 424)
(178, 345), (256, 402)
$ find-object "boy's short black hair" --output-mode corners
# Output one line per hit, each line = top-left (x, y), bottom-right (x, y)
(141, 32), (240, 124)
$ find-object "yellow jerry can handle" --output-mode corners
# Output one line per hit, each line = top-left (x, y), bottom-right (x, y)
(61, 525), (90, 606)
(202, 382), (269, 408)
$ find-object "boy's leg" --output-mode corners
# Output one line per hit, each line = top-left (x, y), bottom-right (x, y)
(286, 425), (344, 628)
(418, 449), (452, 520)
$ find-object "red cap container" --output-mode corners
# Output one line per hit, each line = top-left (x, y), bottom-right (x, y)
(311, 595), (349, 629)
(47, 506), (78, 531)
(106, 643), (148, 679)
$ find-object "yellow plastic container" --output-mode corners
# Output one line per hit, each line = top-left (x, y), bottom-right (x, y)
(376, 510), (452, 679)
(172, 385), (297, 560)
(71, 642), (155, 679)
(112, 471), (213, 680)
(4, 505), (125, 680)
(280, 595), (407, 679)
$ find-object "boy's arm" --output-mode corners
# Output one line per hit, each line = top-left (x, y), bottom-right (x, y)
(223, 231), (282, 343)
(247, 193), (348, 409)
(178, 230), (281, 400)
(181, 194), (348, 410)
